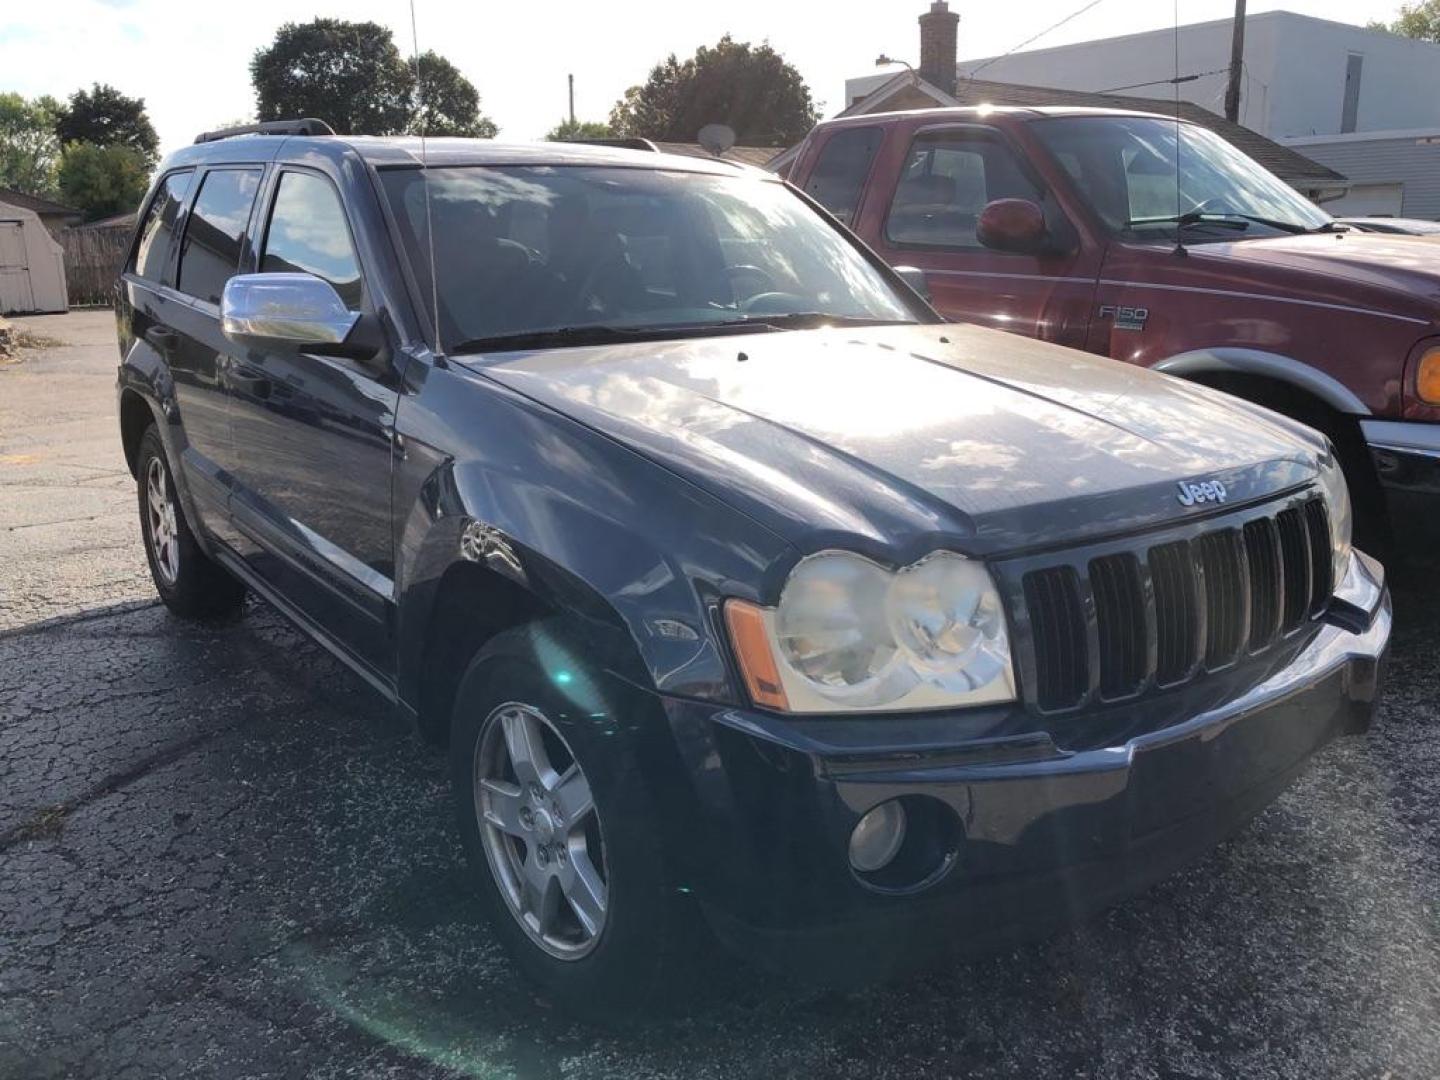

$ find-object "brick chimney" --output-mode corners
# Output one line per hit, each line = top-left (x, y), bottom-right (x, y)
(918, 1), (960, 96)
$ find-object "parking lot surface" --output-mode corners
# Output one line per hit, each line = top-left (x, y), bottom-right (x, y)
(2, 311), (1438, 1079)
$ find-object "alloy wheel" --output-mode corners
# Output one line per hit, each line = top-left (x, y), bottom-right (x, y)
(145, 455), (180, 585)
(473, 703), (608, 960)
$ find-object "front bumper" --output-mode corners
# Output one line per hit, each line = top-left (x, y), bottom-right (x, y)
(658, 552), (1389, 979)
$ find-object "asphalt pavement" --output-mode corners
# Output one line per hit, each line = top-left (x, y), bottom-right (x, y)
(1, 311), (1438, 1079)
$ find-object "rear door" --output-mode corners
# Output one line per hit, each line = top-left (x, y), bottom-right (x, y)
(227, 166), (398, 674)
(165, 165), (264, 546)
(855, 124), (1101, 350)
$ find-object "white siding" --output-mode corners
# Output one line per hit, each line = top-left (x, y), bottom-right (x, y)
(847, 12), (1440, 139)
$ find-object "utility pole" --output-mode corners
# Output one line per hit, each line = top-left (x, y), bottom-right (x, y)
(1224, 0), (1246, 122)
(568, 74), (575, 124)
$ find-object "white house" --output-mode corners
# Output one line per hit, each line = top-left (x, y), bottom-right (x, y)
(845, 10), (1440, 218)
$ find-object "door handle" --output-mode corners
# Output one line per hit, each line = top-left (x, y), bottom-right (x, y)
(230, 367), (272, 399)
(145, 327), (178, 352)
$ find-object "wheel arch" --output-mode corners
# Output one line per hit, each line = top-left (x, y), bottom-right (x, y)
(1155, 348), (1370, 417)
(119, 386), (161, 477)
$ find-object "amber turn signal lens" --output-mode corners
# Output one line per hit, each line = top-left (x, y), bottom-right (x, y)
(1417, 347), (1440, 406)
(723, 599), (789, 711)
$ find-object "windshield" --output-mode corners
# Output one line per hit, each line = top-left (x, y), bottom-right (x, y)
(379, 165), (919, 352)
(1029, 116), (1332, 241)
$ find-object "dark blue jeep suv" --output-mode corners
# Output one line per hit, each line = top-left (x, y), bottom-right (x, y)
(115, 120), (1390, 1017)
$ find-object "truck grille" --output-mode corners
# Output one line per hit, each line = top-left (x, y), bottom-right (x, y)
(1019, 495), (1332, 712)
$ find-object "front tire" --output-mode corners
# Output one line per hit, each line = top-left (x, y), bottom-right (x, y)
(450, 623), (701, 1020)
(136, 425), (245, 618)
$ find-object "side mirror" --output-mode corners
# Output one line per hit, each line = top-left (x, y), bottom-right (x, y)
(221, 273), (363, 351)
(976, 198), (1050, 255)
(893, 265), (931, 302)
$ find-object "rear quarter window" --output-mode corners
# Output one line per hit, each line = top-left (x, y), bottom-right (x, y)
(132, 171), (193, 283)
(801, 127), (883, 225)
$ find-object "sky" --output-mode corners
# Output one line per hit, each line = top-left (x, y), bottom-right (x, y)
(0, 0), (1404, 157)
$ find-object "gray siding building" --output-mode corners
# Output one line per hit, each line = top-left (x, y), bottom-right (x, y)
(1284, 129), (1440, 219)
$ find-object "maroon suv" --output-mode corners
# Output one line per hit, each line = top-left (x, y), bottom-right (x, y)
(787, 107), (1440, 545)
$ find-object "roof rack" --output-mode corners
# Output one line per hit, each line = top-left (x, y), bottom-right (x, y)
(564, 137), (660, 152)
(194, 118), (336, 144)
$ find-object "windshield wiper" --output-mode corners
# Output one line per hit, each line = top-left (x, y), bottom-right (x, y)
(1129, 211), (1308, 235)
(448, 315), (912, 355)
(449, 321), (781, 355)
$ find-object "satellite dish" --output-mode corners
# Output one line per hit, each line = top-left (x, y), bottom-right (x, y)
(698, 123), (736, 156)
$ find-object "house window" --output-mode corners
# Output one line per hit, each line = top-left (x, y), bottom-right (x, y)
(1341, 53), (1363, 134)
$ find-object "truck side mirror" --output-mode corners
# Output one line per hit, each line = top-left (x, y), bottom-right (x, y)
(976, 198), (1050, 255)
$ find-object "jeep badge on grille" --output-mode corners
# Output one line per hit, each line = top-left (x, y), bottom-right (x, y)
(1177, 479), (1228, 506)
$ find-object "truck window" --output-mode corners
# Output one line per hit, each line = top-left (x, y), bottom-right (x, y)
(132, 171), (193, 283)
(261, 171), (363, 310)
(801, 127), (883, 225)
(176, 168), (262, 305)
(886, 130), (1043, 250)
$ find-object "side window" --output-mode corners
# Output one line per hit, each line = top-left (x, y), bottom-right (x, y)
(133, 171), (193, 283)
(175, 168), (262, 305)
(261, 171), (363, 310)
(801, 126), (883, 225)
(885, 130), (1044, 250)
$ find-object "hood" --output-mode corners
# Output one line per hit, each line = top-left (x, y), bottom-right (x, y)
(1183, 232), (1440, 323)
(468, 324), (1320, 558)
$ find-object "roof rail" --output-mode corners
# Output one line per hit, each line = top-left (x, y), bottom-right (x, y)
(564, 137), (660, 152)
(194, 118), (336, 144)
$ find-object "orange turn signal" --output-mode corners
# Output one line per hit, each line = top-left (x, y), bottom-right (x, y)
(723, 599), (790, 711)
(1417, 347), (1440, 406)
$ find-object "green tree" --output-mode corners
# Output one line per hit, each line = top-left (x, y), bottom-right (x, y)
(55, 83), (159, 169)
(250, 19), (495, 137)
(56, 142), (149, 221)
(609, 36), (818, 145)
(545, 118), (615, 141)
(0, 93), (63, 197)
(412, 51), (497, 137)
(1369, 1), (1440, 39)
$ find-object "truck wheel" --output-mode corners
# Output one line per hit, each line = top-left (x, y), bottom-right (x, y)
(136, 426), (246, 618)
(450, 624), (700, 1020)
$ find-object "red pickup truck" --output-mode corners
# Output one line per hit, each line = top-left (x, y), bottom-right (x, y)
(786, 107), (1440, 547)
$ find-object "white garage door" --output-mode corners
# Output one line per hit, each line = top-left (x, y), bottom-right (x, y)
(0, 221), (35, 315)
(1324, 183), (1405, 218)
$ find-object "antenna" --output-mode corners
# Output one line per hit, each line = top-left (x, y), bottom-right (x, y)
(409, 0), (443, 356)
(1172, 0), (1187, 256)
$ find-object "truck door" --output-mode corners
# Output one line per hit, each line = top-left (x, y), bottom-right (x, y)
(855, 124), (1101, 351)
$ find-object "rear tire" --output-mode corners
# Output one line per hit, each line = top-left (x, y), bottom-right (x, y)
(136, 425), (246, 619)
(449, 622), (704, 1021)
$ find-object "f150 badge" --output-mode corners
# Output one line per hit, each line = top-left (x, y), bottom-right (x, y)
(1177, 479), (1228, 506)
(1098, 304), (1149, 331)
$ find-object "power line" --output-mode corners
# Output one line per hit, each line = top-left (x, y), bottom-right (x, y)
(967, 0), (1107, 79)
(1096, 67), (1228, 94)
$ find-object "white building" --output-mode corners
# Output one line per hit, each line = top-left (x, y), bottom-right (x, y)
(845, 10), (1440, 219)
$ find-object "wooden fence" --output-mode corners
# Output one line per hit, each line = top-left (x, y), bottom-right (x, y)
(61, 223), (132, 307)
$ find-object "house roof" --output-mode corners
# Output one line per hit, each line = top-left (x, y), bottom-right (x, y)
(0, 187), (83, 218)
(815, 70), (1344, 189)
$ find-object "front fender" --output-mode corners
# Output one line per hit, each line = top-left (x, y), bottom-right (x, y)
(392, 362), (793, 708)
(1156, 347), (1371, 416)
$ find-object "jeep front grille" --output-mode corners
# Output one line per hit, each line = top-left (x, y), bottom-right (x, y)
(1018, 495), (1332, 713)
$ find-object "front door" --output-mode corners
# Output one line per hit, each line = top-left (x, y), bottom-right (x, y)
(857, 124), (1101, 350)
(227, 167), (397, 674)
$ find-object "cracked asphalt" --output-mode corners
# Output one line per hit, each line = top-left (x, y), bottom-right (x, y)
(2, 311), (1438, 1079)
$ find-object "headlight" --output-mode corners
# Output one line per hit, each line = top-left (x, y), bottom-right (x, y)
(725, 551), (1015, 713)
(1317, 446), (1352, 588)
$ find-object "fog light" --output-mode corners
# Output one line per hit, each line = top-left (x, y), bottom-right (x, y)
(848, 800), (907, 873)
